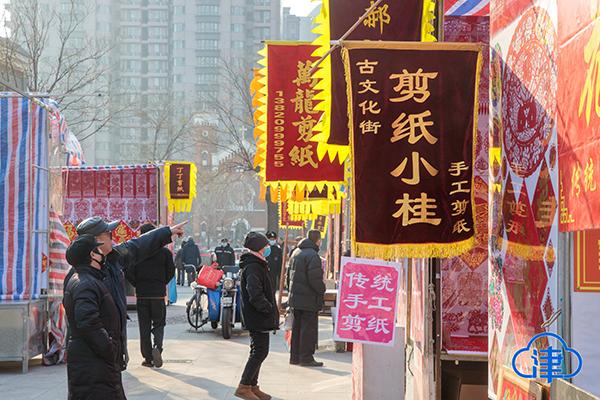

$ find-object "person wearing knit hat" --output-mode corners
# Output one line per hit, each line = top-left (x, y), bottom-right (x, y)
(235, 231), (279, 400)
(63, 234), (126, 399)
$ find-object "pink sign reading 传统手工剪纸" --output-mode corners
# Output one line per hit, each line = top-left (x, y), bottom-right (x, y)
(334, 257), (400, 346)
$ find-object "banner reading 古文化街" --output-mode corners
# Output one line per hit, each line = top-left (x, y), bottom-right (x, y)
(311, 0), (436, 163)
(343, 41), (482, 259)
(254, 42), (345, 201)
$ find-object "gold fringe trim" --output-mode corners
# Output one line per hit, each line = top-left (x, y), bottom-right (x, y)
(498, 238), (554, 262)
(164, 162), (198, 213)
(353, 236), (476, 260)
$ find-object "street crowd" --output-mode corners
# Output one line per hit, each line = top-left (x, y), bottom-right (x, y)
(62, 216), (327, 400)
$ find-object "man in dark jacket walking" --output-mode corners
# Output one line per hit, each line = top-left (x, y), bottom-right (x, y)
(69, 217), (186, 371)
(288, 230), (326, 367)
(235, 232), (279, 400)
(125, 223), (176, 368)
(181, 237), (201, 285)
(215, 238), (236, 266)
(265, 231), (283, 295)
(63, 234), (125, 399)
(175, 239), (186, 285)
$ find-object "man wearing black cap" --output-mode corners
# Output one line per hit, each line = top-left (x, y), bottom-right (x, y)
(125, 223), (176, 368)
(265, 231), (282, 295)
(63, 234), (125, 399)
(236, 232), (279, 400)
(288, 230), (326, 367)
(67, 216), (187, 371)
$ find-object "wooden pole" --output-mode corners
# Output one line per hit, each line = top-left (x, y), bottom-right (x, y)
(308, 0), (385, 76)
(277, 228), (290, 311)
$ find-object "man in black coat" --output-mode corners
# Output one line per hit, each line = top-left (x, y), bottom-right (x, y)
(181, 237), (201, 285)
(68, 217), (186, 371)
(215, 238), (236, 266)
(235, 232), (279, 400)
(265, 231), (283, 295)
(175, 239), (186, 285)
(125, 223), (176, 368)
(288, 230), (326, 367)
(63, 234), (125, 399)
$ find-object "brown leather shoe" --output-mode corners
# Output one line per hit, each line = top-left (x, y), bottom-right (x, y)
(252, 386), (272, 400)
(234, 384), (260, 400)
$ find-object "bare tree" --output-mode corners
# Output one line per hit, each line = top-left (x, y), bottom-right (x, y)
(3, 0), (123, 140)
(196, 58), (279, 231)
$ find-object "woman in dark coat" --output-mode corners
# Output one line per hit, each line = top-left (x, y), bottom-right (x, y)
(63, 234), (126, 400)
(235, 232), (280, 400)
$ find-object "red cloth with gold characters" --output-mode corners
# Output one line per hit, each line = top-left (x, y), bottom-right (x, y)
(343, 41), (482, 259)
(557, 4), (600, 231)
(260, 43), (344, 188)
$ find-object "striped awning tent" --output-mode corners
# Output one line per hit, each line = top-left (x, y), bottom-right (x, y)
(445, 0), (489, 16)
(48, 210), (70, 296)
(0, 95), (48, 300)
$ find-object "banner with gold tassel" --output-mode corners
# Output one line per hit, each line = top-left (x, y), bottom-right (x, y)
(164, 161), (198, 213)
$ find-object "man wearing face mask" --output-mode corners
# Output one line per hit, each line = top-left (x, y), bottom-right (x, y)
(236, 232), (279, 400)
(63, 234), (125, 399)
(265, 231), (282, 295)
(288, 230), (326, 367)
(65, 217), (187, 372)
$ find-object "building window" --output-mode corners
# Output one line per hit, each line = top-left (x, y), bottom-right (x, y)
(198, 22), (219, 32)
(149, 77), (168, 89)
(197, 74), (218, 84)
(173, 23), (184, 33)
(121, 77), (141, 89)
(174, 40), (185, 49)
(198, 5), (219, 15)
(123, 26), (141, 39)
(125, 10), (141, 22)
(148, 10), (168, 22)
(173, 57), (185, 67)
(198, 39), (218, 50)
(148, 60), (168, 72)
(198, 56), (218, 66)
(122, 43), (142, 56)
(173, 75), (182, 84)
(231, 24), (243, 33)
(120, 60), (141, 72)
(148, 43), (168, 56)
(201, 151), (210, 167)
(232, 40), (244, 49)
(148, 27), (168, 39)
(231, 6), (244, 16)
(174, 5), (185, 14)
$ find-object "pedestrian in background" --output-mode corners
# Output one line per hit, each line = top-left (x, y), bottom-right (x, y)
(215, 238), (236, 266)
(126, 223), (176, 368)
(63, 234), (125, 399)
(235, 232), (279, 400)
(288, 230), (326, 367)
(265, 231), (282, 295)
(175, 239), (186, 286)
(181, 236), (201, 285)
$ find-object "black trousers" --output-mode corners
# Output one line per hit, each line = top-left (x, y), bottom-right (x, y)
(137, 298), (166, 362)
(290, 309), (318, 363)
(177, 268), (185, 285)
(240, 331), (270, 386)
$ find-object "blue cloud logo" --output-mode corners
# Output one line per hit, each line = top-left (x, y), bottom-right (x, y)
(512, 332), (583, 384)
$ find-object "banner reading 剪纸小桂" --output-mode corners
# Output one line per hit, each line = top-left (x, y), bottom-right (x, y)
(343, 41), (482, 259)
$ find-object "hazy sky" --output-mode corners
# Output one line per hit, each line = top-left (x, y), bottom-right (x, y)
(282, 0), (318, 16)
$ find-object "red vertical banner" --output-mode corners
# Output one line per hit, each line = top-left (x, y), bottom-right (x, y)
(260, 42), (344, 189)
(279, 201), (304, 230)
(343, 42), (482, 259)
(557, 7), (600, 232)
